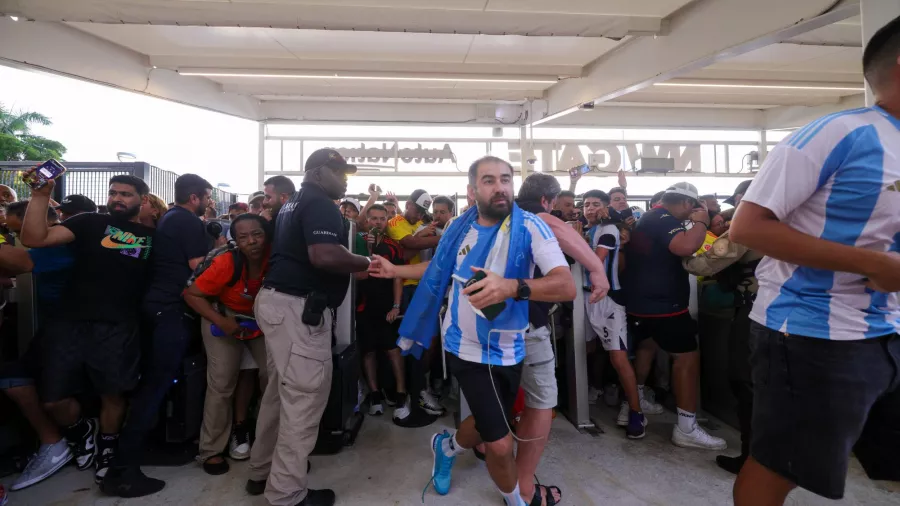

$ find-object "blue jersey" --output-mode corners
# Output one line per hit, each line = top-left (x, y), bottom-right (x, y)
(744, 106), (900, 340)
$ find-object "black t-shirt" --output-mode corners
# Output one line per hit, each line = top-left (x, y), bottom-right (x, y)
(60, 213), (155, 322)
(515, 199), (551, 330)
(265, 182), (350, 308)
(357, 235), (403, 315)
(622, 207), (689, 315)
(143, 206), (210, 313)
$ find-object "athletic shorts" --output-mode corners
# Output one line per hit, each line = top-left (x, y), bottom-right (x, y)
(627, 312), (698, 354)
(749, 322), (900, 500)
(447, 353), (522, 443)
(40, 319), (141, 402)
(356, 310), (399, 354)
(587, 297), (629, 352)
(520, 326), (558, 410)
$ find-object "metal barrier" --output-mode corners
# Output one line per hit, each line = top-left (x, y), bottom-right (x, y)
(0, 162), (238, 215)
(560, 264), (598, 432)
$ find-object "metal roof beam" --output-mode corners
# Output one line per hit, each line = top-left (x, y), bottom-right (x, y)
(534, 0), (860, 125)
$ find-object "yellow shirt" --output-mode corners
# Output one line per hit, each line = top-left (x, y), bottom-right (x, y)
(694, 231), (719, 256)
(386, 215), (423, 286)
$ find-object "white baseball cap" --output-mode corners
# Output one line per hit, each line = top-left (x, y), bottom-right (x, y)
(410, 189), (433, 215)
(340, 197), (361, 212)
(664, 182), (700, 202)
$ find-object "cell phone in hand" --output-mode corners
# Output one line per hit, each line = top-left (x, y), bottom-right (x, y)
(453, 271), (506, 321)
(568, 164), (591, 178)
(23, 159), (67, 190)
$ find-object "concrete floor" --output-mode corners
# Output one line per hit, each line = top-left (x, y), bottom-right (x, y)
(4, 404), (899, 506)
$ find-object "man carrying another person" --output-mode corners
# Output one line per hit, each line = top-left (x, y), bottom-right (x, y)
(371, 156), (575, 506)
(582, 190), (646, 439)
(623, 182), (727, 450)
(103, 174), (214, 497)
(20, 173), (155, 487)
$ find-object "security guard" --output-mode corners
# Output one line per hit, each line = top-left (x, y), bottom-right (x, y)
(683, 180), (761, 477)
(247, 148), (371, 506)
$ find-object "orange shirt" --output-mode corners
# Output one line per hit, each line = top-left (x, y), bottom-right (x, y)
(192, 248), (269, 315)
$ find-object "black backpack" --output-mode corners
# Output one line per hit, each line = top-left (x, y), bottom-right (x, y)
(186, 242), (244, 291)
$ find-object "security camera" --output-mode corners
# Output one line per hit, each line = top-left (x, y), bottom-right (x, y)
(526, 157), (537, 166)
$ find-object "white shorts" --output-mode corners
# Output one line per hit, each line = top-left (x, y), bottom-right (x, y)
(586, 297), (629, 352)
(520, 326), (558, 410)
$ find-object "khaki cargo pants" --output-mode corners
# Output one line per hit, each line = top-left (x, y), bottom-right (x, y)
(249, 288), (333, 506)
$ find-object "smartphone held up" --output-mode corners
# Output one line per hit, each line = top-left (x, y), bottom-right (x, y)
(23, 159), (67, 190)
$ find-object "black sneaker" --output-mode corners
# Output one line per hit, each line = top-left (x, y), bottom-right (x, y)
(100, 466), (166, 498)
(367, 391), (385, 416)
(296, 488), (335, 506)
(94, 445), (116, 484)
(71, 418), (98, 471)
(229, 422), (251, 460)
(203, 456), (230, 476)
(715, 454), (747, 475)
(382, 389), (398, 407)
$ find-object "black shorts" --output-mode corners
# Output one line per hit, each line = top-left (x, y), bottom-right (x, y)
(627, 312), (698, 354)
(447, 353), (522, 443)
(356, 310), (398, 354)
(749, 322), (900, 499)
(41, 319), (141, 402)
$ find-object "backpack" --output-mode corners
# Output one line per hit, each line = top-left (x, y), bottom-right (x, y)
(185, 241), (244, 291)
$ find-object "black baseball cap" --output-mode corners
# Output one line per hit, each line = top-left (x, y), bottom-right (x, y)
(304, 148), (357, 174)
(55, 194), (97, 214)
(724, 180), (752, 206)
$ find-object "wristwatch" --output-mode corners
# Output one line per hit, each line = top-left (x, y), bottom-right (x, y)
(514, 278), (531, 301)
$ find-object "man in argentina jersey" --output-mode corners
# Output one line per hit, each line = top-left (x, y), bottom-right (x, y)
(729, 17), (900, 505)
(582, 190), (648, 440)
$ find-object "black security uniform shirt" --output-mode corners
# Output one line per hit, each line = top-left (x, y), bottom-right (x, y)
(143, 206), (210, 313)
(622, 207), (690, 315)
(265, 182), (350, 308)
(60, 213), (154, 322)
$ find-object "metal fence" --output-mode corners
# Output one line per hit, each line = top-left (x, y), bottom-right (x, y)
(0, 162), (238, 215)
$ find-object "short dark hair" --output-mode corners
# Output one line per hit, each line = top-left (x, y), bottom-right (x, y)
(609, 186), (627, 198)
(649, 191), (666, 207)
(468, 156), (513, 186)
(174, 174), (212, 204)
(229, 213), (271, 243)
(367, 204), (387, 215)
(228, 203), (245, 212)
(582, 189), (610, 204)
(264, 175), (296, 196)
(557, 190), (576, 200)
(8, 200), (57, 221)
(432, 195), (455, 214)
(109, 175), (150, 196)
(518, 173), (561, 205)
(708, 210), (721, 221)
(863, 15), (900, 91)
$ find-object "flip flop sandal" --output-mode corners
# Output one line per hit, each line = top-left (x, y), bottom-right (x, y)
(532, 484), (562, 506)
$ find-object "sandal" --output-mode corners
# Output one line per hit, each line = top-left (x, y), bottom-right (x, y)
(528, 484), (562, 506)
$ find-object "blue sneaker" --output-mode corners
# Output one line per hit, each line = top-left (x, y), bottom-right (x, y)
(430, 431), (456, 495)
(626, 411), (647, 440)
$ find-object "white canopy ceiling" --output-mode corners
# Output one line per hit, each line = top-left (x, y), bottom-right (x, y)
(0, 0), (868, 129)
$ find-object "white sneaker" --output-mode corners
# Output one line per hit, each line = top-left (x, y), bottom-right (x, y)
(671, 424), (727, 450)
(640, 394), (665, 415)
(419, 389), (445, 416)
(587, 386), (602, 405)
(393, 394), (411, 421)
(616, 402), (630, 427)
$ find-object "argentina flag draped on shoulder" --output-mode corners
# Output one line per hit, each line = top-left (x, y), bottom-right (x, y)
(396, 203), (531, 359)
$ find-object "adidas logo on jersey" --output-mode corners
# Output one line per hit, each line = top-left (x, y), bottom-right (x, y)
(458, 244), (471, 256)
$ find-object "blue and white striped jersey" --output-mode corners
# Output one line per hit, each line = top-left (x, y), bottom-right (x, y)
(441, 212), (567, 366)
(588, 223), (621, 292)
(744, 106), (900, 340)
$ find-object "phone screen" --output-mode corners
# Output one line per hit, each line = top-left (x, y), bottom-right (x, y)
(24, 159), (67, 190)
(568, 164), (590, 178)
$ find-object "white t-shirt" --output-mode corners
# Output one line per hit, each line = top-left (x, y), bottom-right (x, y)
(441, 213), (567, 366)
(743, 106), (900, 340)
(414, 223), (444, 262)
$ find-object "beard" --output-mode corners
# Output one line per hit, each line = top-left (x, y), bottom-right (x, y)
(109, 203), (141, 220)
(476, 193), (512, 221)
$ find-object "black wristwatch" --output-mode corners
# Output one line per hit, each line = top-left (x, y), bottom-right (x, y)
(515, 278), (531, 301)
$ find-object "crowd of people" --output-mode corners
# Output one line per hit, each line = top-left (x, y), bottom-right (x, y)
(1, 17), (900, 506)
